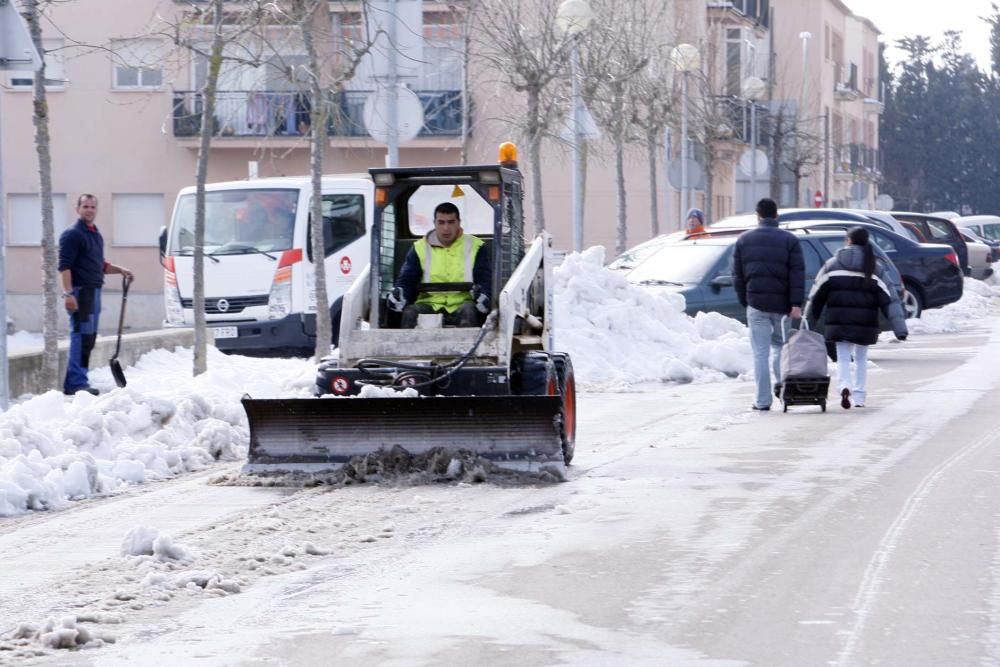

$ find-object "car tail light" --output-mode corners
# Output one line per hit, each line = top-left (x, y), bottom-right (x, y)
(944, 251), (959, 267)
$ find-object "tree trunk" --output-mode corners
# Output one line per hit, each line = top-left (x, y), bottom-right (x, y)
(703, 158), (715, 224)
(647, 128), (659, 238)
(526, 89), (545, 235)
(770, 112), (784, 203)
(298, 1), (333, 361)
(613, 92), (627, 256)
(24, 0), (59, 390)
(192, 0), (225, 376)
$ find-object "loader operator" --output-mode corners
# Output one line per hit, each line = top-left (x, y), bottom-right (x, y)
(388, 202), (492, 328)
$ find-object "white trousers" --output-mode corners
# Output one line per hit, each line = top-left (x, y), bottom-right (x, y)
(836, 341), (869, 405)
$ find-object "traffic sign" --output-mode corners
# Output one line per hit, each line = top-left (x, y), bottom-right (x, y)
(813, 190), (824, 208)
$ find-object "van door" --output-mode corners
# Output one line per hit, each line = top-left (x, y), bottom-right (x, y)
(304, 192), (370, 315)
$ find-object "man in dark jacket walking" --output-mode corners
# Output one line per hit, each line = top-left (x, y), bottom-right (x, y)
(732, 198), (805, 411)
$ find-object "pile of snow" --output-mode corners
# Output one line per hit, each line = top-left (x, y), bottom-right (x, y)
(121, 526), (193, 562)
(554, 247), (751, 386)
(904, 277), (1000, 335)
(7, 330), (44, 355)
(0, 347), (315, 517)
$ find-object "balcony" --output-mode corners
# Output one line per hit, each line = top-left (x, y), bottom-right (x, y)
(171, 89), (465, 141)
(716, 95), (771, 146)
(707, 0), (770, 27)
(834, 144), (881, 178)
(833, 63), (862, 102)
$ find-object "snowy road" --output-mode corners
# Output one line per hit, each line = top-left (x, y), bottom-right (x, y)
(4, 318), (1000, 665)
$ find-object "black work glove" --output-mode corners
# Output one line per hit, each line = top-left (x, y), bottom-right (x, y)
(471, 286), (490, 314)
(388, 286), (407, 313)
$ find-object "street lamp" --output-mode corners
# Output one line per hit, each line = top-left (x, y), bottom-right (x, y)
(670, 43), (700, 219)
(743, 75), (766, 211)
(557, 0), (594, 253)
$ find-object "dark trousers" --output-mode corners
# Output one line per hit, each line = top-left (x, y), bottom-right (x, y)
(64, 287), (101, 393)
(401, 302), (480, 328)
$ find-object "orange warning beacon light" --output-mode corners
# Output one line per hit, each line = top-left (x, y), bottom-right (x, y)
(498, 142), (518, 168)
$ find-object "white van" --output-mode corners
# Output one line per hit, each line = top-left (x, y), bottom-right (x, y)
(158, 175), (373, 355)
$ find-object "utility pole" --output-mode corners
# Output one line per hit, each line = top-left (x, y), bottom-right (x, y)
(386, 0), (399, 167)
(0, 1), (43, 410)
(823, 106), (830, 207)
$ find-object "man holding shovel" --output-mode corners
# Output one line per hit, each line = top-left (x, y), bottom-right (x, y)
(59, 194), (133, 395)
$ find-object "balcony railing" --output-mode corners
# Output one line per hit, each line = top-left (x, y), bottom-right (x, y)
(707, 0), (770, 27)
(171, 89), (465, 139)
(716, 95), (771, 146)
(835, 143), (881, 175)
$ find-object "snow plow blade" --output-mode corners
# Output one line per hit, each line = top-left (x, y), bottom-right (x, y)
(242, 396), (566, 473)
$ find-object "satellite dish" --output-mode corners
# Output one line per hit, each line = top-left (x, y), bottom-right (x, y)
(363, 85), (425, 145)
(738, 148), (769, 177)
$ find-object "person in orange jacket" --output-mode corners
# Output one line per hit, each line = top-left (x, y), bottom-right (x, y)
(684, 207), (706, 237)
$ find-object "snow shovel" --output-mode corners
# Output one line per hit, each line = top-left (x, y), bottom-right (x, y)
(109, 275), (132, 388)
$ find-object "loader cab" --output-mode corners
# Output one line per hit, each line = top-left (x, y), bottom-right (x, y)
(369, 162), (525, 328)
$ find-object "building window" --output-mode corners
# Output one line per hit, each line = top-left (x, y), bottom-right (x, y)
(726, 28), (742, 98)
(111, 39), (164, 89)
(421, 10), (462, 90)
(112, 194), (165, 247)
(8, 39), (65, 90)
(7, 194), (69, 246)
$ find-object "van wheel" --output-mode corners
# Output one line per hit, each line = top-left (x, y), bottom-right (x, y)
(902, 283), (923, 319)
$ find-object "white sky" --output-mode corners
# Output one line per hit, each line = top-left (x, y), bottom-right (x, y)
(845, 0), (996, 71)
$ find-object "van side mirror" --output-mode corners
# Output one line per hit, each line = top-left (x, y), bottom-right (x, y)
(158, 226), (167, 266)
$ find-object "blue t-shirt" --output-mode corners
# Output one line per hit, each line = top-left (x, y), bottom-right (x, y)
(58, 220), (105, 288)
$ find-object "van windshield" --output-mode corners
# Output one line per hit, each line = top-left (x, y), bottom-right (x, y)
(170, 189), (298, 255)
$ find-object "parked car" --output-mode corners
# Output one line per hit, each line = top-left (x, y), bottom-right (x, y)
(956, 225), (1000, 262)
(958, 228), (996, 278)
(889, 212), (969, 277)
(712, 208), (913, 238)
(780, 221), (964, 317)
(608, 226), (963, 323)
(953, 215), (1000, 247)
(608, 230), (832, 324)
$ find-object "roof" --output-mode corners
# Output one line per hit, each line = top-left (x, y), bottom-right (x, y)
(176, 174), (372, 196)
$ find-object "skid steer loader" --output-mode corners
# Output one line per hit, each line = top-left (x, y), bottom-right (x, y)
(241, 143), (576, 474)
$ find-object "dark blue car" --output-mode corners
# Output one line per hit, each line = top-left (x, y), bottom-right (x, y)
(610, 226), (963, 321)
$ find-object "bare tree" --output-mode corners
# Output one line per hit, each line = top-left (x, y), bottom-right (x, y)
(169, 1), (273, 375)
(274, 0), (375, 360)
(583, 0), (669, 254)
(685, 68), (739, 224)
(469, 0), (573, 235)
(20, 0), (60, 390)
(767, 104), (825, 207)
(630, 48), (678, 238)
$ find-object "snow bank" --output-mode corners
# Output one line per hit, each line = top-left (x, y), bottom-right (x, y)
(0, 347), (314, 517)
(553, 247), (751, 386)
(903, 277), (1000, 335)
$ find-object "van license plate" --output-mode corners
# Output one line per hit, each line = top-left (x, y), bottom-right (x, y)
(212, 327), (238, 339)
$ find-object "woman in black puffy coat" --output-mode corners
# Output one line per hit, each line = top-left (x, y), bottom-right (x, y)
(805, 227), (908, 409)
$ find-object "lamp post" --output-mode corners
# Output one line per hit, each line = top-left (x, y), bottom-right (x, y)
(556, 0), (594, 253)
(800, 32), (812, 206)
(743, 75), (766, 211)
(670, 44), (700, 219)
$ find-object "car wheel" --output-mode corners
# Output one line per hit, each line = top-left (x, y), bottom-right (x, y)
(902, 284), (923, 319)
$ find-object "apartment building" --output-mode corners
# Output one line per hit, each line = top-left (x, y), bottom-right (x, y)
(0, 0), (879, 331)
(769, 0), (882, 209)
